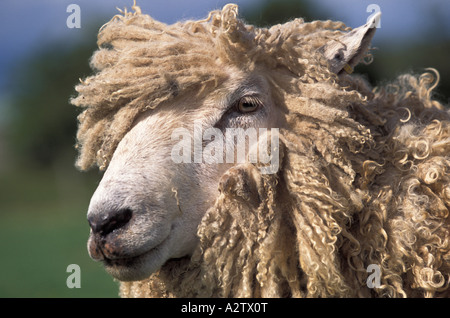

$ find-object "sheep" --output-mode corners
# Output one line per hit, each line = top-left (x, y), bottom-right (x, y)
(71, 3), (450, 297)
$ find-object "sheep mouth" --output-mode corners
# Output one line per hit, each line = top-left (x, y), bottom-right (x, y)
(88, 225), (169, 259)
(91, 236), (170, 281)
(96, 241), (162, 267)
(88, 233), (164, 265)
(103, 253), (143, 267)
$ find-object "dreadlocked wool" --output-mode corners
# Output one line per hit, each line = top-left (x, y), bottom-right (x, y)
(72, 4), (450, 297)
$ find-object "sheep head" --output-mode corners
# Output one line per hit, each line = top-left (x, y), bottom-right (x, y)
(72, 4), (450, 297)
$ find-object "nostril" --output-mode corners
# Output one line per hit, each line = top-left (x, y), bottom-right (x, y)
(88, 208), (133, 236)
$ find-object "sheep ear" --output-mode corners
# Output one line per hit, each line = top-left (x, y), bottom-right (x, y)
(320, 12), (380, 74)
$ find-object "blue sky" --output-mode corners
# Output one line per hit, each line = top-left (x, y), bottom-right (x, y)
(0, 0), (449, 111)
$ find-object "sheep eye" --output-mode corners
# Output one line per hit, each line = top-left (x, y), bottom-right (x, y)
(236, 96), (261, 113)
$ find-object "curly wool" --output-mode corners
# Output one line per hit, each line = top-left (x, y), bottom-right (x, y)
(72, 4), (450, 297)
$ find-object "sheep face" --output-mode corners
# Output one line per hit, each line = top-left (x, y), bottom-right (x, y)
(86, 70), (284, 281)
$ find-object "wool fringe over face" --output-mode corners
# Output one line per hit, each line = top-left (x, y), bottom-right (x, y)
(72, 4), (450, 297)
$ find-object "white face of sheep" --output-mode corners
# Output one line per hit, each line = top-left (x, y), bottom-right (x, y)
(86, 73), (284, 281)
(86, 13), (379, 282)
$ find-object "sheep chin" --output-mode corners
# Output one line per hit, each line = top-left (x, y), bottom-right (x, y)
(103, 239), (170, 282)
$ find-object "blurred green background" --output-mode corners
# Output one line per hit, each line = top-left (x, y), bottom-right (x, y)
(0, 0), (449, 297)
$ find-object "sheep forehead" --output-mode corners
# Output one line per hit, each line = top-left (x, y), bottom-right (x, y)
(133, 70), (267, 127)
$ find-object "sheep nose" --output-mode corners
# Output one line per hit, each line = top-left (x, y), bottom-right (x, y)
(88, 208), (133, 236)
